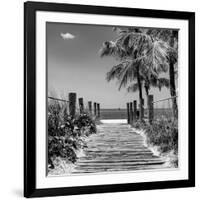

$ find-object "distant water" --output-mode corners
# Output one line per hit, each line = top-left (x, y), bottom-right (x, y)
(100, 109), (127, 119)
(100, 108), (172, 120)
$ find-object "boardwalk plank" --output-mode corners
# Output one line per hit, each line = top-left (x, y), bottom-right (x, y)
(73, 123), (166, 173)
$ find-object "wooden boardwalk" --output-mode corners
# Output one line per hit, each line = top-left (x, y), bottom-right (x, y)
(73, 122), (166, 173)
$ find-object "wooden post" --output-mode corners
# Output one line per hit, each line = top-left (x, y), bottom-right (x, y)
(88, 101), (92, 115)
(97, 103), (100, 118)
(78, 97), (84, 114)
(133, 100), (137, 121)
(127, 103), (130, 124)
(148, 95), (154, 124)
(68, 93), (76, 117)
(129, 102), (133, 125)
(94, 102), (97, 116)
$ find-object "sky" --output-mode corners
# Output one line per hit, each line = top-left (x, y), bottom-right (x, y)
(47, 22), (173, 109)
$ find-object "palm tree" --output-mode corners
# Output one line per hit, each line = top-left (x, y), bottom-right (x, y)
(105, 59), (145, 120)
(168, 31), (178, 119)
(100, 27), (169, 121)
(147, 29), (178, 119)
(101, 44), (145, 120)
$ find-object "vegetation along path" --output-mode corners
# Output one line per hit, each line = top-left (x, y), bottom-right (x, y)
(73, 122), (167, 173)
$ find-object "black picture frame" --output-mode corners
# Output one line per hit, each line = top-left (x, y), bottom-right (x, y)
(24, 1), (195, 198)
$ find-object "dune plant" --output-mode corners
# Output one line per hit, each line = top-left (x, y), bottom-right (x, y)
(48, 100), (96, 170)
(133, 118), (178, 160)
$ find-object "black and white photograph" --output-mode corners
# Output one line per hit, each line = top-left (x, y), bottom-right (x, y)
(23, 1), (195, 197)
(47, 23), (179, 176)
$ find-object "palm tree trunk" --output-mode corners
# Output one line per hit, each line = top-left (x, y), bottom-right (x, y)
(169, 62), (178, 119)
(145, 85), (149, 96)
(169, 31), (178, 119)
(144, 85), (149, 119)
(136, 66), (144, 121)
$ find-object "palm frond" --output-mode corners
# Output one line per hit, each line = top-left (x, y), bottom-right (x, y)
(117, 60), (138, 90)
(143, 40), (169, 73)
(149, 77), (169, 91)
(106, 63), (126, 82)
(157, 78), (170, 90)
(167, 46), (178, 64)
(99, 41), (126, 60)
(127, 82), (139, 93)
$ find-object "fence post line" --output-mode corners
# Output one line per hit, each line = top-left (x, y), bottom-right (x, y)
(94, 102), (97, 116)
(129, 102), (133, 125)
(78, 97), (84, 114)
(68, 92), (76, 117)
(133, 100), (137, 122)
(148, 95), (154, 124)
(88, 101), (92, 115)
(97, 103), (100, 118)
(127, 103), (130, 124)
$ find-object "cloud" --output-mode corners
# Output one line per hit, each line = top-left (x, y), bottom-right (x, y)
(60, 32), (75, 40)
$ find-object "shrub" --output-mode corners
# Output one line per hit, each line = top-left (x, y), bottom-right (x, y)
(48, 101), (96, 169)
(133, 119), (178, 154)
(145, 119), (178, 153)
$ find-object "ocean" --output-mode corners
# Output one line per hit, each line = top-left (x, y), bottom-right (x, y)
(100, 108), (173, 119)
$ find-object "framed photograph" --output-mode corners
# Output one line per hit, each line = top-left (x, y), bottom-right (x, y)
(24, 1), (195, 198)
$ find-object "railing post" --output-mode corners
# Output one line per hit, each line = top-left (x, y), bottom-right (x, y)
(127, 103), (130, 124)
(129, 102), (133, 125)
(88, 101), (92, 115)
(148, 95), (154, 124)
(97, 103), (100, 118)
(78, 97), (84, 114)
(133, 100), (137, 122)
(68, 93), (76, 117)
(94, 102), (97, 116)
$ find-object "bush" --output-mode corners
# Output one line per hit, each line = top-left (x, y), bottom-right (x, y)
(132, 118), (178, 167)
(133, 119), (178, 154)
(48, 101), (96, 169)
(145, 119), (178, 153)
